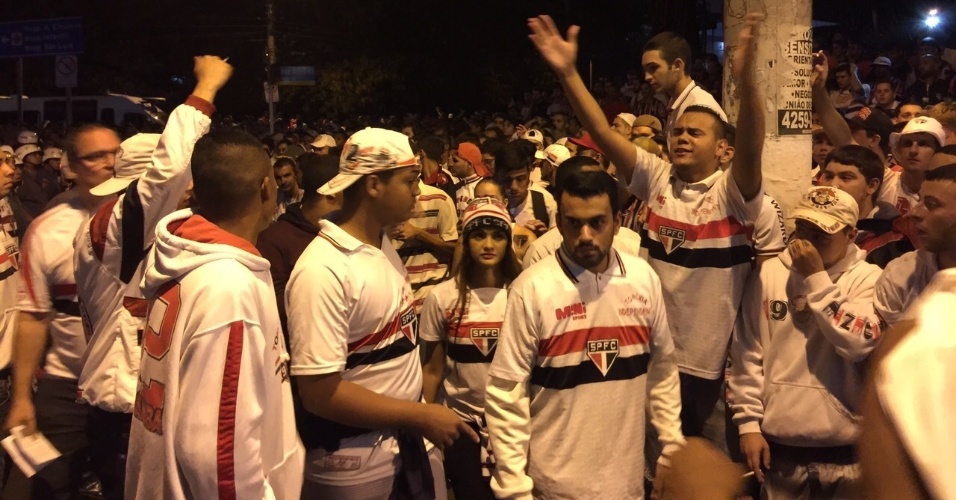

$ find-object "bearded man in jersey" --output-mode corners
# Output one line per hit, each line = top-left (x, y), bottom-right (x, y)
(126, 129), (303, 499)
(529, 13), (767, 437)
(487, 169), (683, 499)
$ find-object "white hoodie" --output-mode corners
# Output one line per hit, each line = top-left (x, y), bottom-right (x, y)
(126, 209), (303, 500)
(730, 244), (883, 447)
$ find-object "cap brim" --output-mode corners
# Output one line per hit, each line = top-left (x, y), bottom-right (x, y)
(788, 209), (848, 234)
(89, 176), (137, 197)
(534, 150), (547, 160)
(317, 173), (363, 195)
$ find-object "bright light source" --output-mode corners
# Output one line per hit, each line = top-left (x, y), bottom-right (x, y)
(925, 10), (941, 29)
(929, 8), (939, 16)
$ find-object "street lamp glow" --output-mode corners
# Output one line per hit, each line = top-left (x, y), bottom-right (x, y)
(925, 9), (941, 29)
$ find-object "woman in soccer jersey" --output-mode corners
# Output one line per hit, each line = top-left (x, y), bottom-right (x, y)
(420, 197), (520, 500)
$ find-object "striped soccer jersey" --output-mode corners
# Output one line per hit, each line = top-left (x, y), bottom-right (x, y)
(489, 248), (683, 499)
(419, 279), (506, 422)
(17, 198), (89, 379)
(286, 219), (422, 485)
(0, 197), (19, 368)
(629, 147), (762, 379)
(879, 169), (920, 216)
(394, 182), (458, 313)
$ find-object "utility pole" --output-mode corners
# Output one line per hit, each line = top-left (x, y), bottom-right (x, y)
(266, 0), (277, 135)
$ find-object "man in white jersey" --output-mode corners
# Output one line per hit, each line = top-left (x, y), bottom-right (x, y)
(7, 123), (120, 497)
(487, 169), (683, 499)
(286, 128), (477, 499)
(874, 163), (956, 328)
(529, 13), (766, 436)
(72, 55), (231, 499)
(641, 31), (727, 145)
(126, 129), (303, 499)
(523, 156), (642, 268)
(0, 153), (19, 475)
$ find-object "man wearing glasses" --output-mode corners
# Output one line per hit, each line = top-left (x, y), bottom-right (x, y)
(5, 120), (122, 496)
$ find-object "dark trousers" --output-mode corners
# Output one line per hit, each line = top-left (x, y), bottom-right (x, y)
(678, 372), (724, 437)
(443, 422), (495, 500)
(30, 376), (92, 500)
(87, 408), (131, 500)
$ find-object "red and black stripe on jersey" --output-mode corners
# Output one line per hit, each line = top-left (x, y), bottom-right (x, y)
(344, 306), (418, 369)
(530, 325), (651, 390)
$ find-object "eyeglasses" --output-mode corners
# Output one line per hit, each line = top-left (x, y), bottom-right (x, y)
(76, 148), (123, 164)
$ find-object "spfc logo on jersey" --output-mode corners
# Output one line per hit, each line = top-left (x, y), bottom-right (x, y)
(587, 339), (619, 376)
(658, 226), (686, 254)
(470, 327), (499, 356)
(399, 308), (417, 342)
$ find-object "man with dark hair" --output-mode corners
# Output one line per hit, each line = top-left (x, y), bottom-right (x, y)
(286, 128), (476, 498)
(829, 63), (867, 113)
(494, 141), (556, 236)
(523, 156), (642, 268)
(127, 127), (303, 499)
(416, 134), (456, 200)
(871, 78), (900, 117)
(903, 53), (949, 108)
(530, 13), (766, 437)
(273, 156), (303, 220)
(258, 153), (342, 333)
(875, 159), (956, 328)
(480, 137), (508, 175)
(642, 30), (727, 143)
(487, 168), (682, 499)
(818, 145), (917, 267)
(895, 103), (924, 125)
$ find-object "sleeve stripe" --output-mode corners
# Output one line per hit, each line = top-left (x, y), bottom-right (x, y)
(90, 198), (119, 262)
(216, 321), (244, 500)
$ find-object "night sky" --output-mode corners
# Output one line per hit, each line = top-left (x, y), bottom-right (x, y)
(0, 0), (948, 118)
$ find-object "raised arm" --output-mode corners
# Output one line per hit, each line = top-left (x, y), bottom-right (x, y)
(137, 56), (233, 244)
(811, 51), (856, 148)
(730, 13), (766, 202)
(527, 16), (637, 182)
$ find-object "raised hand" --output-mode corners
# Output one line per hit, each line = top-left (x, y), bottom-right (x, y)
(528, 15), (580, 78)
(192, 55), (234, 102)
(811, 51), (829, 88)
(732, 13), (764, 80)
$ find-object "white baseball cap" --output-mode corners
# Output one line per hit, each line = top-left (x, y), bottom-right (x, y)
(318, 128), (419, 196)
(789, 186), (859, 234)
(311, 134), (336, 149)
(14, 144), (41, 165)
(89, 133), (160, 197)
(616, 113), (637, 127)
(890, 116), (946, 152)
(543, 144), (571, 167)
(42, 147), (63, 163)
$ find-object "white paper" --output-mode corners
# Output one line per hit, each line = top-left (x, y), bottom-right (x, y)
(0, 425), (61, 477)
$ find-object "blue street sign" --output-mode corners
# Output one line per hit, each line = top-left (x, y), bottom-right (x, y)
(0, 17), (84, 59)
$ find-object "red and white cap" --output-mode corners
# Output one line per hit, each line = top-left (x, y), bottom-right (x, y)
(543, 144), (571, 167)
(890, 116), (946, 152)
(460, 197), (512, 236)
(318, 127), (419, 195)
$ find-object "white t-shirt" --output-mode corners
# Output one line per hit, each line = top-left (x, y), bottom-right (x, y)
(0, 198), (20, 369)
(874, 250), (940, 328)
(878, 169), (920, 216)
(16, 198), (89, 379)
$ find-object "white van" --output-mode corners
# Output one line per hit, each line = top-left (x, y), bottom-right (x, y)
(0, 93), (168, 129)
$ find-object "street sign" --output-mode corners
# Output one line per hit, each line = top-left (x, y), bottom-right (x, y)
(55, 55), (78, 88)
(264, 82), (279, 103)
(278, 66), (315, 86)
(0, 17), (84, 59)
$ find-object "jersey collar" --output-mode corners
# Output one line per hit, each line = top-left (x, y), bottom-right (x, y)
(555, 246), (626, 284)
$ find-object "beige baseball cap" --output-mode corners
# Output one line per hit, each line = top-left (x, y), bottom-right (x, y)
(318, 128), (419, 196)
(789, 186), (859, 234)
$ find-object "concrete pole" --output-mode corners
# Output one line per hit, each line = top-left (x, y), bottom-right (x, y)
(723, 0), (813, 229)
